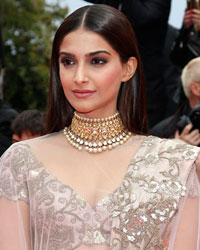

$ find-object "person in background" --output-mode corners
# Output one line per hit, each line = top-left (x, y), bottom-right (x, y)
(151, 57), (200, 146)
(170, 2), (200, 69)
(84, 0), (171, 128)
(0, 99), (18, 156)
(121, 0), (171, 127)
(0, 5), (199, 250)
(11, 109), (45, 142)
(184, 5), (200, 29)
(160, 24), (182, 119)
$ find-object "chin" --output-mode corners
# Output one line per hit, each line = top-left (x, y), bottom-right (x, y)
(73, 106), (95, 115)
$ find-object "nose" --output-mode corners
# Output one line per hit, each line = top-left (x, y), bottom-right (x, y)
(74, 63), (88, 84)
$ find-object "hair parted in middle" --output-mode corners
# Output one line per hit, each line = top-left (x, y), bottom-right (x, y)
(46, 4), (148, 135)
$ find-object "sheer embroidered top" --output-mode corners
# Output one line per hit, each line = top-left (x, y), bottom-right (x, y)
(0, 133), (200, 250)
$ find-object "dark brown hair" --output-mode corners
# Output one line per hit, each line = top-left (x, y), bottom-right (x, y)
(46, 4), (148, 134)
(12, 109), (45, 137)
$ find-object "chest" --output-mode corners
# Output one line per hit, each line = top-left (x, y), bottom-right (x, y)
(36, 148), (134, 207)
(27, 157), (186, 250)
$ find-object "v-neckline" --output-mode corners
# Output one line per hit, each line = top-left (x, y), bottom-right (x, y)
(26, 135), (149, 210)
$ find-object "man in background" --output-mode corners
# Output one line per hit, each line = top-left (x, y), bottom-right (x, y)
(151, 57), (200, 146)
(0, 99), (18, 156)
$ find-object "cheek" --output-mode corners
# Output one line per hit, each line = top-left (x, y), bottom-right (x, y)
(98, 67), (123, 91)
(59, 68), (71, 91)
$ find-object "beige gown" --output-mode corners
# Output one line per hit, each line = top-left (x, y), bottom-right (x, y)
(0, 132), (199, 250)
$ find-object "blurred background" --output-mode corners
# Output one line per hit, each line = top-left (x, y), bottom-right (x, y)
(0, 0), (187, 113)
(66, 0), (186, 28)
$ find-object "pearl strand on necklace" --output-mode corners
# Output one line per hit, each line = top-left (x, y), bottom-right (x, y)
(63, 111), (132, 153)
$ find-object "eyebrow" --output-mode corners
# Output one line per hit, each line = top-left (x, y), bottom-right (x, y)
(59, 50), (111, 58)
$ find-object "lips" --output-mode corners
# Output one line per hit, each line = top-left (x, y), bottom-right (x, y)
(72, 89), (96, 98)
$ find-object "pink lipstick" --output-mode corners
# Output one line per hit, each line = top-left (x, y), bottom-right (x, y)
(72, 89), (95, 98)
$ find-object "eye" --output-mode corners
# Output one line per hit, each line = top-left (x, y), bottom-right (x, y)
(91, 57), (107, 65)
(60, 58), (75, 66)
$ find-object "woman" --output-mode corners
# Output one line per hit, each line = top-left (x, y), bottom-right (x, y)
(0, 4), (199, 250)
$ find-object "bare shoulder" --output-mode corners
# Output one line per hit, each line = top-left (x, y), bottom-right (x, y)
(26, 131), (64, 148)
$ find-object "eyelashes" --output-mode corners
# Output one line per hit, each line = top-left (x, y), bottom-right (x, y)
(91, 57), (107, 65)
(60, 57), (107, 66)
(60, 58), (75, 66)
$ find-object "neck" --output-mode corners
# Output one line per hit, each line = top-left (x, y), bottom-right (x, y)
(63, 111), (131, 153)
(76, 109), (118, 120)
(74, 111), (119, 121)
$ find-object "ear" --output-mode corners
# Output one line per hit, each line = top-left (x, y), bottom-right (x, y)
(121, 57), (137, 82)
(190, 82), (200, 97)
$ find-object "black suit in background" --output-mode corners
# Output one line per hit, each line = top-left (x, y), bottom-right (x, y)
(150, 101), (191, 138)
(0, 99), (18, 156)
(84, 0), (171, 128)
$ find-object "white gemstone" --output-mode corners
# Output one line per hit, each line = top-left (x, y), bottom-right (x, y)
(151, 213), (157, 219)
(103, 141), (107, 146)
(103, 146), (107, 151)
(98, 148), (102, 152)
(108, 140), (112, 144)
(93, 148), (98, 153)
(108, 145), (112, 149)
(30, 170), (39, 178)
(98, 142), (103, 147)
(159, 216), (165, 222)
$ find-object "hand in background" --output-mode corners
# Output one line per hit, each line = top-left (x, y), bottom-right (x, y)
(175, 123), (200, 146)
(184, 9), (200, 29)
(184, 9), (193, 28)
(191, 9), (200, 29)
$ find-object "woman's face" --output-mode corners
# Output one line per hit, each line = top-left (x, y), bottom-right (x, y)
(59, 29), (136, 118)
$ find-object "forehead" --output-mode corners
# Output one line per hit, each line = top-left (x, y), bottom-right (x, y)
(59, 29), (116, 54)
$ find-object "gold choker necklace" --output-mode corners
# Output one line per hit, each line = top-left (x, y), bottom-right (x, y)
(63, 111), (131, 153)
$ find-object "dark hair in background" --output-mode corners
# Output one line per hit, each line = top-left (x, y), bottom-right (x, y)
(12, 109), (45, 137)
(46, 4), (148, 134)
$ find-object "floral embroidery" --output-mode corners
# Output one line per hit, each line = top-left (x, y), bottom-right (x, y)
(82, 224), (106, 244)
(144, 153), (159, 164)
(0, 136), (199, 250)
(182, 148), (198, 160)
(111, 136), (199, 249)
